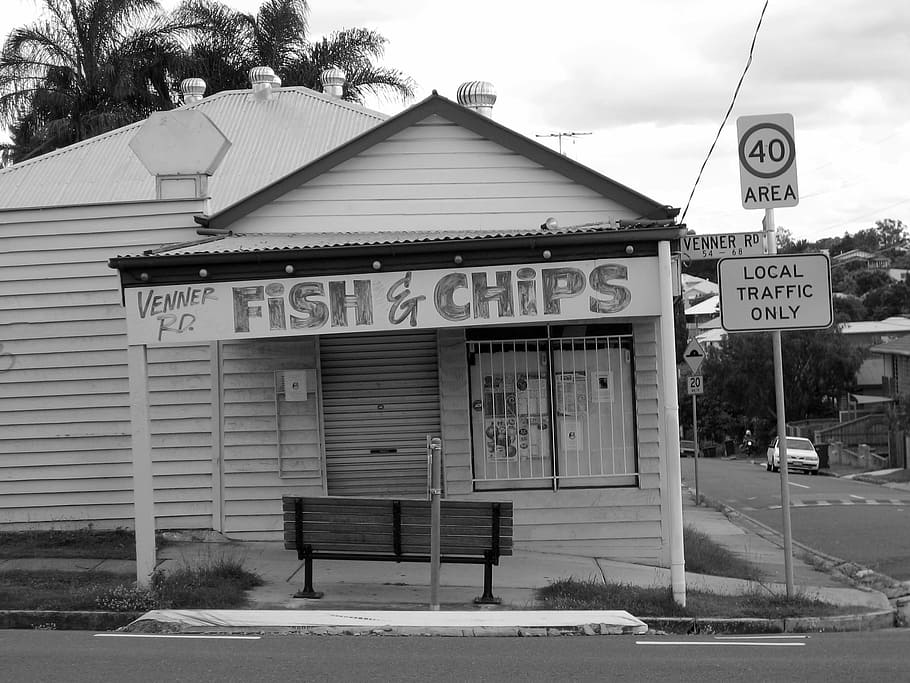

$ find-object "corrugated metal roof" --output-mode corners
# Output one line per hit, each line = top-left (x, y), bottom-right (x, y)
(0, 86), (386, 213)
(122, 222), (653, 257)
(839, 317), (910, 335)
(870, 335), (910, 356)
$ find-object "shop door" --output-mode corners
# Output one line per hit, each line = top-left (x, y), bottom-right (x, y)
(320, 331), (440, 497)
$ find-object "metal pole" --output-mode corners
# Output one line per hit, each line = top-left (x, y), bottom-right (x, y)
(429, 437), (442, 610)
(658, 240), (686, 606)
(766, 208), (795, 596)
(693, 393), (699, 502)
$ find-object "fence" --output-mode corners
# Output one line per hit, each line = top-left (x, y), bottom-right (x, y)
(814, 414), (890, 458)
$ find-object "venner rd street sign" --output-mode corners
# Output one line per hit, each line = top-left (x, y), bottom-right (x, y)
(681, 231), (766, 260)
(717, 253), (832, 332)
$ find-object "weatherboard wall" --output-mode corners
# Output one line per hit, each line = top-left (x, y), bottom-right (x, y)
(225, 114), (641, 233)
(437, 321), (667, 566)
(0, 200), (216, 531)
(218, 338), (323, 539)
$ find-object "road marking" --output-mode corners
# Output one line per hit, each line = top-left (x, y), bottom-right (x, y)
(94, 634), (260, 640)
(715, 635), (808, 640)
(770, 499), (910, 509)
(850, 494), (865, 500)
(636, 641), (804, 647)
(788, 481), (810, 489)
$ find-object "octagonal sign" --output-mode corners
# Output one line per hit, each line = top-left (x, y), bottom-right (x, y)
(129, 110), (231, 176)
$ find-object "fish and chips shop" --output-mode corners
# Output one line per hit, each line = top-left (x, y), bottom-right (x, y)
(99, 85), (689, 598)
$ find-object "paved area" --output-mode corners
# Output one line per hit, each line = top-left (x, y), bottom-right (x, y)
(4, 465), (907, 633)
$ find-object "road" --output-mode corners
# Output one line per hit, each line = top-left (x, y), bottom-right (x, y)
(682, 456), (910, 580)
(1, 629), (909, 682)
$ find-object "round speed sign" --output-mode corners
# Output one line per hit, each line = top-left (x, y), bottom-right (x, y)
(738, 122), (796, 179)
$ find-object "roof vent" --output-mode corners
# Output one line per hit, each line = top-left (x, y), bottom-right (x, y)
(321, 66), (346, 98)
(249, 66), (278, 100)
(457, 81), (496, 118)
(181, 78), (206, 104)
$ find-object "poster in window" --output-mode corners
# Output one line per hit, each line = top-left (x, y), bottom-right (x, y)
(593, 371), (613, 403)
(481, 374), (550, 461)
(555, 372), (588, 416)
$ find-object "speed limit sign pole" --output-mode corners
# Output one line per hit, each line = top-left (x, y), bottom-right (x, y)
(684, 341), (706, 502)
(736, 113), (799, 597)
(692, 390), (699, 502)
(766, 207), (796, 597)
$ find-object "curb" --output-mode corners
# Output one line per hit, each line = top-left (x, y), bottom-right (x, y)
(0, 610), (141, 631)
(122, 621), (643, 637)
(689, 487), (908, 624)
(644, 609), (896, 635)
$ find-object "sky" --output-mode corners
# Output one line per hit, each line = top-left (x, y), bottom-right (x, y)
(1, 0), (908, 243)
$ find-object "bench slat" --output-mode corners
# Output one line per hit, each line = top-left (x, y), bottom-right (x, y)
(281, 496), (513, 558)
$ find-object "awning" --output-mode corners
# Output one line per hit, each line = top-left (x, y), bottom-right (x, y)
(848, 394), (893, 405)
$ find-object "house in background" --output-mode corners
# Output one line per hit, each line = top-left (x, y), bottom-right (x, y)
(870, 334), (910, 400)
(840, 316), (910, 397)
(831, 249), (890, 270)
(1, 69), (689, 594)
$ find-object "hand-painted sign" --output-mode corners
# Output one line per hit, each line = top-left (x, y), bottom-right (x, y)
(123, 257), (661, 345)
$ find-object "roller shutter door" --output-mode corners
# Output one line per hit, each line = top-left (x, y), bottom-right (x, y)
(320, 331), (441, 497)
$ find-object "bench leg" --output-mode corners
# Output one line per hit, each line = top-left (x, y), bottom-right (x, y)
(474, 556), (502, 605)
(293, 552), (324, 599)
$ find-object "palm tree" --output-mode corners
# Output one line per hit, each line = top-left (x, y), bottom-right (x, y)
(175, 0), (415, 104)
(0, 0), (190, 162)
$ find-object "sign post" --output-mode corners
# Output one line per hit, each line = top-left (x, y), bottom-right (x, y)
(684, 340), (706, 501)
(731, 113), (812, 598)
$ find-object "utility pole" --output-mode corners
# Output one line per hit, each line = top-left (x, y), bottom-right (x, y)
(535, 131), (592, 155)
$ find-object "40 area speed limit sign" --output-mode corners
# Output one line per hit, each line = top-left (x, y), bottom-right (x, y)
(687, 375), (704, 395)
(737, 113), (799, 209)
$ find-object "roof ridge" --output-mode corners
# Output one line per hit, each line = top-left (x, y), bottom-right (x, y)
(0, 87), (388, 177)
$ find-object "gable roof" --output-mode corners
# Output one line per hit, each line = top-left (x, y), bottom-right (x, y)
(0, 86), (387, 213)
(197, 92), (679, 231)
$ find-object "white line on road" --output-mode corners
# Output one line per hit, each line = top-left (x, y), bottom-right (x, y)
(715, 635), (808, 640)
(788, 481), (810, 489)
(94, 634), (260, 640)
(636, 641), (805, 647)
(850, 494), (865, 500)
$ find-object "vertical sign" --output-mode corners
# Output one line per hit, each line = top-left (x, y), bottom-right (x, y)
(737, 113), (799, 209)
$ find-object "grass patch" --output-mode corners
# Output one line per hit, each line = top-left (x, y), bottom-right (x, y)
(0, 556), (262, 612)
(683, 524), (763, 581)
(537, 578), (860, 619)
(0, 528), (135, 560)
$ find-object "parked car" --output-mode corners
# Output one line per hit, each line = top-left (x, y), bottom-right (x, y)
(766, 436), (820, 474)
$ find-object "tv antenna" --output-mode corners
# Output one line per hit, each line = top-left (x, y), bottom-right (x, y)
(535, 131), (592, 155)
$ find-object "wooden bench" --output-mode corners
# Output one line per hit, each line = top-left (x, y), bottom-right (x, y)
(282, 496), (513, 604)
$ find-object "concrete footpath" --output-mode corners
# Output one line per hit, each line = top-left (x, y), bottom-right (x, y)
(3, 467), (908, 635)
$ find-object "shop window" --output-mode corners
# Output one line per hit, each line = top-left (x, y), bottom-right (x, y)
(467, 330), (637, 490)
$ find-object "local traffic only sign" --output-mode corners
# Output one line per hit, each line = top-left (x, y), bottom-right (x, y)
(737, 113), (799, 210)
(681, 231), (766, 261)
(717, 253), (833, 332)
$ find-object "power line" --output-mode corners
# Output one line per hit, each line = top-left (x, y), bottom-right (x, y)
(679, 0), (769, 224)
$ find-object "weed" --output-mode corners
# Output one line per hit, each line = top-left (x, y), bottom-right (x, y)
(536, 578), (860, 619)
(683, 525), (764, 581)
(0, 557), (263, 612)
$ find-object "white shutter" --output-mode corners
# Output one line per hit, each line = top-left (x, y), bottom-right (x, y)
(320, 331), (441, 497)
